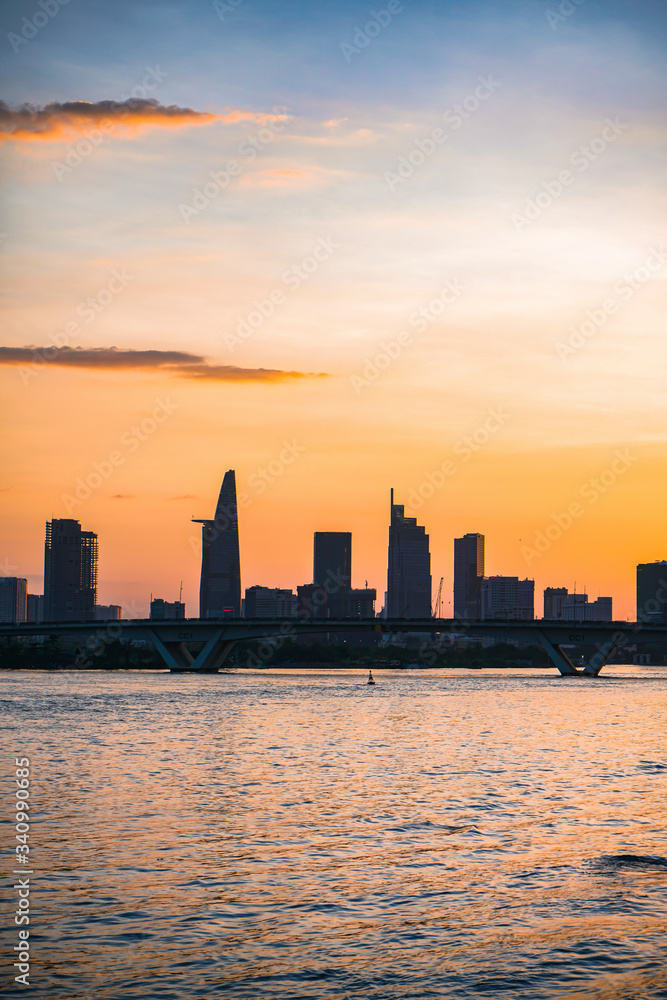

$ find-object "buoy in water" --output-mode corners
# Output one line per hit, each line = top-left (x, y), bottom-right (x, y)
(367, 670), (376, 685)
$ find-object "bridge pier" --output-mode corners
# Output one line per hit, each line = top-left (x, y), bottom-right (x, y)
(537, 631), (580, 676)
(192, 638), (236, 673)
(537, 630), (623, 677)
(148, 629), (236, 673)
(582, 638), (621, 677)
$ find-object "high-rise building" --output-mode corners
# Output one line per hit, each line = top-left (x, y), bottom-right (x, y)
(193, 470), (241, 618)
(44, 519), (98, 621)
(244, 586), (296, 618)
(150, 599), (185, 620)
(387, 490), (431, 618)
(313, 532), (351, 618)
(482, 576), (534, 620)
(454, 533), (485, 619)
(637, 561), (667, 623)
(544, 587), (568, 619)
(0, 577), (27, 623)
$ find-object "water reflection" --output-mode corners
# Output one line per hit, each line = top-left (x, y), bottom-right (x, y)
(1, 667), (666, 998)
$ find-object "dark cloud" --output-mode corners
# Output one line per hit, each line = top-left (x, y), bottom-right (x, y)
(0, 346), (203, 368)
(0, 99), (288, 142)
(0, 346), (327, 383)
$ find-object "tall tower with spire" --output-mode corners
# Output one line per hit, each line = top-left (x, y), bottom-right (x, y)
(387, 489), (431, 618)
(193, 470), (241, 618)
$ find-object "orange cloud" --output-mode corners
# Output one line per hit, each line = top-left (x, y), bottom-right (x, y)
(184, 365), (328, 382)
(0, 100), (290, 143)
(238, 166), (349, 189)
(238, 168), (313, 189)
(0, 346), (327, 383)
(285, 127), (380, 147)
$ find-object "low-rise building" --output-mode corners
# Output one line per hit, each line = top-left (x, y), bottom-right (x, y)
(244, 586), (296, 618)
(0, 577), (27, 623)
(562, 594), (612, 622)
(543, 589), (612, 622)
(637, 561), (667, 623)
(482, 576), (534, 620)
(94, 604), (122, 621)
(544, 587), (568, 619)
(347, 588), (377, 618)
(26, 593), (44, 624)
(150, 599), (185, 620)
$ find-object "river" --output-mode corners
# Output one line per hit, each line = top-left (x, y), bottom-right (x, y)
(1, 666), (666, 998)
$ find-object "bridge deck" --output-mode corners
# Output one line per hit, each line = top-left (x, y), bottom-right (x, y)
(1, 617), (665, 676)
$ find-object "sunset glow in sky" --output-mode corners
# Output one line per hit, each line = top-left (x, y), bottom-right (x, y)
(1, 0), (666, 618)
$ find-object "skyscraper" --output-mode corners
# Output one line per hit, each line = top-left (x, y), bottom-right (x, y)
(44, 519), (98, 621)
(313, 531), (351, 618)
(453, 533), (485, 619)
(387, 489), (431, 618)
(193, 470), (241, 618)
(0, 577), (27, 623)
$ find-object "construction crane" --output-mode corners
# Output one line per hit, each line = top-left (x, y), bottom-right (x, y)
(432, 577), (443, 618)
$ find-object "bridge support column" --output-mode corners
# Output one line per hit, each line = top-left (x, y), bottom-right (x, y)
(582, 638), (621, 677)
(189, 637), (236, 672)
(537, 631), (580, 676)
(148, 632), (195, 671)
(148, 629), (236, 673)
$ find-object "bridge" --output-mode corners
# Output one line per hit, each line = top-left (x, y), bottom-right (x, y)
(1, 617), (666, 676)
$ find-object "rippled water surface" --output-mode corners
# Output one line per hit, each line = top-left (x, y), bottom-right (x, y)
(2, 667), (667, 999)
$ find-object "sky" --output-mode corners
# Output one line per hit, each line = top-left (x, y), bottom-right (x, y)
(1, 0), (666, 619)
